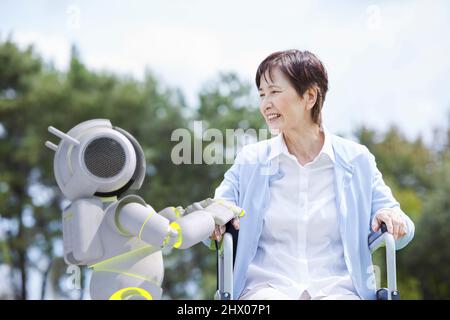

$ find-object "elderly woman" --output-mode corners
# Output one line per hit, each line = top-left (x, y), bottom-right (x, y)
(206, 49), (414, 300)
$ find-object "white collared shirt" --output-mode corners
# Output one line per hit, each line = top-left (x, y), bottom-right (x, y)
(242, 128), (358, 299)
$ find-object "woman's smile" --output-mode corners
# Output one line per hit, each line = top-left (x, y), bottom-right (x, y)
(266, 112), (282, 123)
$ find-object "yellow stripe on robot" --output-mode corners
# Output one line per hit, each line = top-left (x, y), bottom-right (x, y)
(99, 196), (118, 203)
(169, 221), (183, 248)
(138, 210), (156, 240)
(173, 207), (182, 218)
(88, 245), (158, 270)
(109, 287), (153, 300)
(217, 199), (245, 217)
(63, 212), (74, 221)
(94, 269), (157, 283)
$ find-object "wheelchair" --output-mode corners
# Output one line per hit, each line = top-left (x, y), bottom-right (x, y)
(214, 222), (400, 300)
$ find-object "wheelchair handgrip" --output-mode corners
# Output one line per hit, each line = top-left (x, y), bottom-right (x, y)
(368, 222), (388, 247)
(368, 221), (398, 300)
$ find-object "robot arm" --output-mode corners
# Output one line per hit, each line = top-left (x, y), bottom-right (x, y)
(116, 202), (212, 249)
(117, 202), (175, 247)
(116, 199), (243, 250)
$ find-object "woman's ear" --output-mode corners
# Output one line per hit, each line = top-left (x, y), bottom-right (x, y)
(304, 86), (319, 111)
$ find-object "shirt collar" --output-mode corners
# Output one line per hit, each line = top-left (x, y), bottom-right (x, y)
(321, 126), (335, 163)
(268, 126), (335, 163)
(268, 133), (284, 161)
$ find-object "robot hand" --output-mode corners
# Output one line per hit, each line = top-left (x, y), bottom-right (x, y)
(184, 199), (244, 241)
(184, 198), (245, 226)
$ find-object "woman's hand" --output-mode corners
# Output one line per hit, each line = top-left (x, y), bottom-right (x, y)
(371, 208), (407, 240)
(210, 217), (240, 242)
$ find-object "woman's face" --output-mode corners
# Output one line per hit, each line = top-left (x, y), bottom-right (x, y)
(258, 67), (313, 134)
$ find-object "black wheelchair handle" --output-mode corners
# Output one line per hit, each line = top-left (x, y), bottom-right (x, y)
(368, 221), (389, 247)
(380, 222), (388, 233)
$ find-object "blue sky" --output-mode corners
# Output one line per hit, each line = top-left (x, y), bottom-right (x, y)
(1, 0), (450, 143)
(1, 0), (450, 299)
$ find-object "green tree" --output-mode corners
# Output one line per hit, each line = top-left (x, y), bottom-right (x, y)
(402, 121), (450, 299)
(354, 123), (450, 299)
(0, 39), (44, 299)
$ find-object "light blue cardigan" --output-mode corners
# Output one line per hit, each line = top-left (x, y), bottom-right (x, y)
(210, 132), (415, 300)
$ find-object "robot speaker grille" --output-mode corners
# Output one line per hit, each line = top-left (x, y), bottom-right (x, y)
(84, 137), (126, 178)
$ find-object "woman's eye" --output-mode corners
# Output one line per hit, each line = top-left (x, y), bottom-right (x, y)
(271, 90), (280, 94)
(259, 94), (265, 98)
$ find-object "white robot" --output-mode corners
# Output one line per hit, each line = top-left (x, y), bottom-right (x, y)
(45, 119), (244, 300)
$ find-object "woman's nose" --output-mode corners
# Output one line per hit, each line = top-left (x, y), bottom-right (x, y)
(262, 100), (273, 112)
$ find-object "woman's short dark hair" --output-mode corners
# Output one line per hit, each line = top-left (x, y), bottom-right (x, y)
(256, 49), (328, 126)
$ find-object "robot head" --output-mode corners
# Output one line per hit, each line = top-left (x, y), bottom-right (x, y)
(45, 119), (146, 201)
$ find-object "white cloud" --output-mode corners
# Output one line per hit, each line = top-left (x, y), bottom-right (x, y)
(12, 31), (71, 70)
(84, 24), (222, 75)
